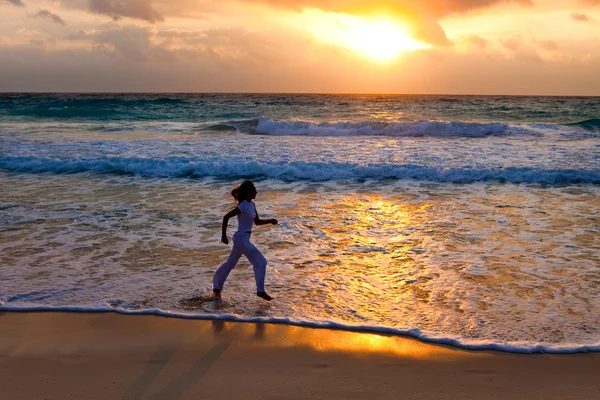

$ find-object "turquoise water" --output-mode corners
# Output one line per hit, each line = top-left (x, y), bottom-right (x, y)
(0, 94), (599, 353)
(1, 93), (598, 125)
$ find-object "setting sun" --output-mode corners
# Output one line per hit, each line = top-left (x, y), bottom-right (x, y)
(299, 11), (430, 62)
(339, 19), (430, 62)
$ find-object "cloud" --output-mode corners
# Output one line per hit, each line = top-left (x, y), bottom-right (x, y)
(2, 21), (600, 95)
(34, 9), (67, 25)
(64, 30), (90, 40)
(534, 39), (558, 51)
(16, 28), (44, 37)
(501, 36), (520, 52)
(95, 25), (172, 61)
(154, 26), (312, 64)
(227, 0), (534, 46)
(88, 0), (164, 23)
(238, 0), (532, 17)
(2, 38), (599, 95)
(198, 27), (302, 63)
(157, 29), (205, 39)
(398, 0), (534, 17)
(578, 0), (600, 5)
(0, 24), (321, 92)
(5, 0), (25, 6)
(55, 1), (535, 46)
(499, 35), (544, 63)
(463, 34), (488, 49)
(571, 12), (592, 22)
(62, 22), (313, 67)
(63, 25), (171, 61)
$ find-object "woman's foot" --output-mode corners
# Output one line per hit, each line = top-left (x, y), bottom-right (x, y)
(256, 291), (273, 301)
(212, 288), (222, 299)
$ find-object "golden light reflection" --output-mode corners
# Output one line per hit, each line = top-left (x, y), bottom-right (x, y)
(231, 322), (464, 360)
(298, 10), (430, 62)
(267, 191), (442, 331)
(311, 194), (436, 314)
(321, 194), (430, 262)
(2, 313), (475, 361)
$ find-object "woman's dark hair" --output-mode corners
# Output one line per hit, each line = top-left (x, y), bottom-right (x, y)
(231, 180), (256, 203)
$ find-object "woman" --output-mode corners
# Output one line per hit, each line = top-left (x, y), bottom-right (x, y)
(212, 180), (278, 301)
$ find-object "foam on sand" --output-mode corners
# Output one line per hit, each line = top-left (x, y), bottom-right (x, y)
(1, 303), (598, 354)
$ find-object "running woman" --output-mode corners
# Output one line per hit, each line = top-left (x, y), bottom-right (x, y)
(212, 180), (277, 301)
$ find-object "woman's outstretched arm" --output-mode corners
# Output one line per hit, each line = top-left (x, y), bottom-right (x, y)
(254, 209), (278, 226)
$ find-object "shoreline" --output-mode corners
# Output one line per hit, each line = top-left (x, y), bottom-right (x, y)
(1, 307), (597, 354)
(1, 311), (599, 399)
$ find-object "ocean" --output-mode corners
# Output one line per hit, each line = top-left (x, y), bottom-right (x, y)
(0, 93), (598, 353)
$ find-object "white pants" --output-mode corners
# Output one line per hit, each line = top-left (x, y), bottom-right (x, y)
(213, 232), (267, 292)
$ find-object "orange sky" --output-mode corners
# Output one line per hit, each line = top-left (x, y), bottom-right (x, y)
(1, 0), (599, 94)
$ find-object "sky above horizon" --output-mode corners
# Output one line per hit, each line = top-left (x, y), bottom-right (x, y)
(1, 0), (599, 95)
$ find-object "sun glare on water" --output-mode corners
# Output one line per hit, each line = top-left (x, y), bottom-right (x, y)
(303, 12), (430, 62)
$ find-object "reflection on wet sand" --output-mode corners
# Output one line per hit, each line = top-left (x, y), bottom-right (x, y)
(0, 312), (462, 359)
(3, 312), (599, 400)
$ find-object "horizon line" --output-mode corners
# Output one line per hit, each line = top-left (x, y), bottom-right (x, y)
(1, 91), (599, 97)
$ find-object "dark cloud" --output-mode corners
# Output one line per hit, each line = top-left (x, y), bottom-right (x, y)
(571, 12), (592, 22)
(88, 0), (164, 23)
(5, 0), (25, 6)
(34, 9), (67, 25)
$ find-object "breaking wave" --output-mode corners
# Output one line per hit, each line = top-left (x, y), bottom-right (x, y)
(1, 156), (598, 184)
(241, 118), (536, 137)
(567, 118), (600, 132)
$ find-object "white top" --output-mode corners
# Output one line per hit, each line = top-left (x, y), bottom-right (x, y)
(236, 200), (256, 233)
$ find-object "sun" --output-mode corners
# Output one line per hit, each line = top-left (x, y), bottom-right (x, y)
(301, 12), (430, 62)
(340, 19), (429, 62)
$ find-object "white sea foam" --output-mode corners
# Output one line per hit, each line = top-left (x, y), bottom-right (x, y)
(1, 156), (598, 184)
(0, 304), (598, 354)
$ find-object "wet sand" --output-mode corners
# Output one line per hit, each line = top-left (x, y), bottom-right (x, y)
(0, 312), (598, 399)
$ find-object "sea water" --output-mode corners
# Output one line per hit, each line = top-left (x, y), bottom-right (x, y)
(0, 93), (598, 353)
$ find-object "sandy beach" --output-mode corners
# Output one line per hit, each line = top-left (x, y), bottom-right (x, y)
(0, 312), (597, 399)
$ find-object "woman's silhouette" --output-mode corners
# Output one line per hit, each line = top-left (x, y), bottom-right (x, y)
(212, 180), (277, 301)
